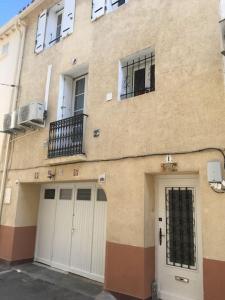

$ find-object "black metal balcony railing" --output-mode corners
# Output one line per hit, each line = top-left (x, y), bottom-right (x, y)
(48, 114), (87, 159)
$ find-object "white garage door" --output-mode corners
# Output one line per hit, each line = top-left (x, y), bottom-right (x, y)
(35, 183), (107, 282)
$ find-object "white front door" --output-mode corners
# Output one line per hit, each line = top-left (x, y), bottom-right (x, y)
(156, 176), (203, 300)
(35, 183), (107, 283)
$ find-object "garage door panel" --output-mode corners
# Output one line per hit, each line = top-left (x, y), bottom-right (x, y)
(70, 188), (94, 273)
(91, 200), (107, 278)
(36, 184), (107, 283)
(35, 187), (57, 264)
(52, 187), (74, 270)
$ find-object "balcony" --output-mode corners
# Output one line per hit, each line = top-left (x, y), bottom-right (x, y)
(48, 114), (87, 159)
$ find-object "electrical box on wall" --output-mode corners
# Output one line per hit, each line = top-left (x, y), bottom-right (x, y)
(106, 92), (113, 101)
(207, 160), (223, 183)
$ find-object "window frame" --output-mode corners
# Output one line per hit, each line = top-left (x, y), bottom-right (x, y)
(35, 0), (76, 53)
(118, 49), (155, 101)
(92, 0), (128, 21)
(46, 2), (65, 48)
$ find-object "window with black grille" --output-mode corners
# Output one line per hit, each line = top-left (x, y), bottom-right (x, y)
(44, 189), (55, 199)
(165, 187), (196, 270)
(120, 49), (155, 100)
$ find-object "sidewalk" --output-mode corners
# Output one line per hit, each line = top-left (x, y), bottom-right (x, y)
(0, 262), (103, 300)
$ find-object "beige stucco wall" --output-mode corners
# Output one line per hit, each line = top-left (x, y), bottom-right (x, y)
(1, 0), (225, 262)
(3, 152), (225, 261)
(10, 0), (225, 168)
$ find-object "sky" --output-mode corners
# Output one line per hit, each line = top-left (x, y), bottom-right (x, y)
(0, 0), (30, 27)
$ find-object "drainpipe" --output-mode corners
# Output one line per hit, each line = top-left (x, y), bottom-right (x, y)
(0, 20), (26, 225)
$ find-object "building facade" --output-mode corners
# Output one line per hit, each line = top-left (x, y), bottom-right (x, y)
(0, 0), (225, 299)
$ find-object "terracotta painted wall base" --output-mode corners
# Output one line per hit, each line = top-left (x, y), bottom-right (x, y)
(0, 225), (36, 262)
(105, 242), (155, 299)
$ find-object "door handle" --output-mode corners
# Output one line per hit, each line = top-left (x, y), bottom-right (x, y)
(159, 228), (165, 246)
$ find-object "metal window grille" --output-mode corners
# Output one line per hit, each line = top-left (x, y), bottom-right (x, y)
(165, 187), (197, 270)
(120, 52), (155, 100)
(48, 114), (87, 158)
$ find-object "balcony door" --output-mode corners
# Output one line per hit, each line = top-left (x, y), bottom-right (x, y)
(57, 74), (87, 121)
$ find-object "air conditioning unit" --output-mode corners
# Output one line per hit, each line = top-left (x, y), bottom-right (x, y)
(10, 111), (24, 131)
(220, 18), (225, 55)
(0, 112), (23, 133)
(18, 102), (45, 128)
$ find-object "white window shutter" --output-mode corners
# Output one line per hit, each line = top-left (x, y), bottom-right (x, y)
(57, 76), (64, 120)
(63, 76), (73, 118)
(35, 9), (47, 54)
(62, 0), (76, 38)
(57, 75), (73, 120)
(92, 0), (105, 20)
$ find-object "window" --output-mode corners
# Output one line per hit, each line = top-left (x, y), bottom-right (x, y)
(119, 49), (155, 100)
(97, 189), (107, 201)
(55, 13), (63, 43)
(57, 75), (86, 120)
(92, 0), (128, 20)
(77, 189), (92, 201)
(49, 71), (88, 159)
(59, 188), (73, 200)
(35, 0), (76, 54)
(44, 189), (55, 199)
(57, 71), (87, 120)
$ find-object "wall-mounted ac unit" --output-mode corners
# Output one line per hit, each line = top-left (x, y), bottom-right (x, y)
(0, 112), (23, 133)
(220, 18), (225, 55)
(10, 111), (24, 131)
(18, 102), (45, 128)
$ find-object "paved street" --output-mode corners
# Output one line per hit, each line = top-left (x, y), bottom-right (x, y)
(0, 262), (103, 300)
